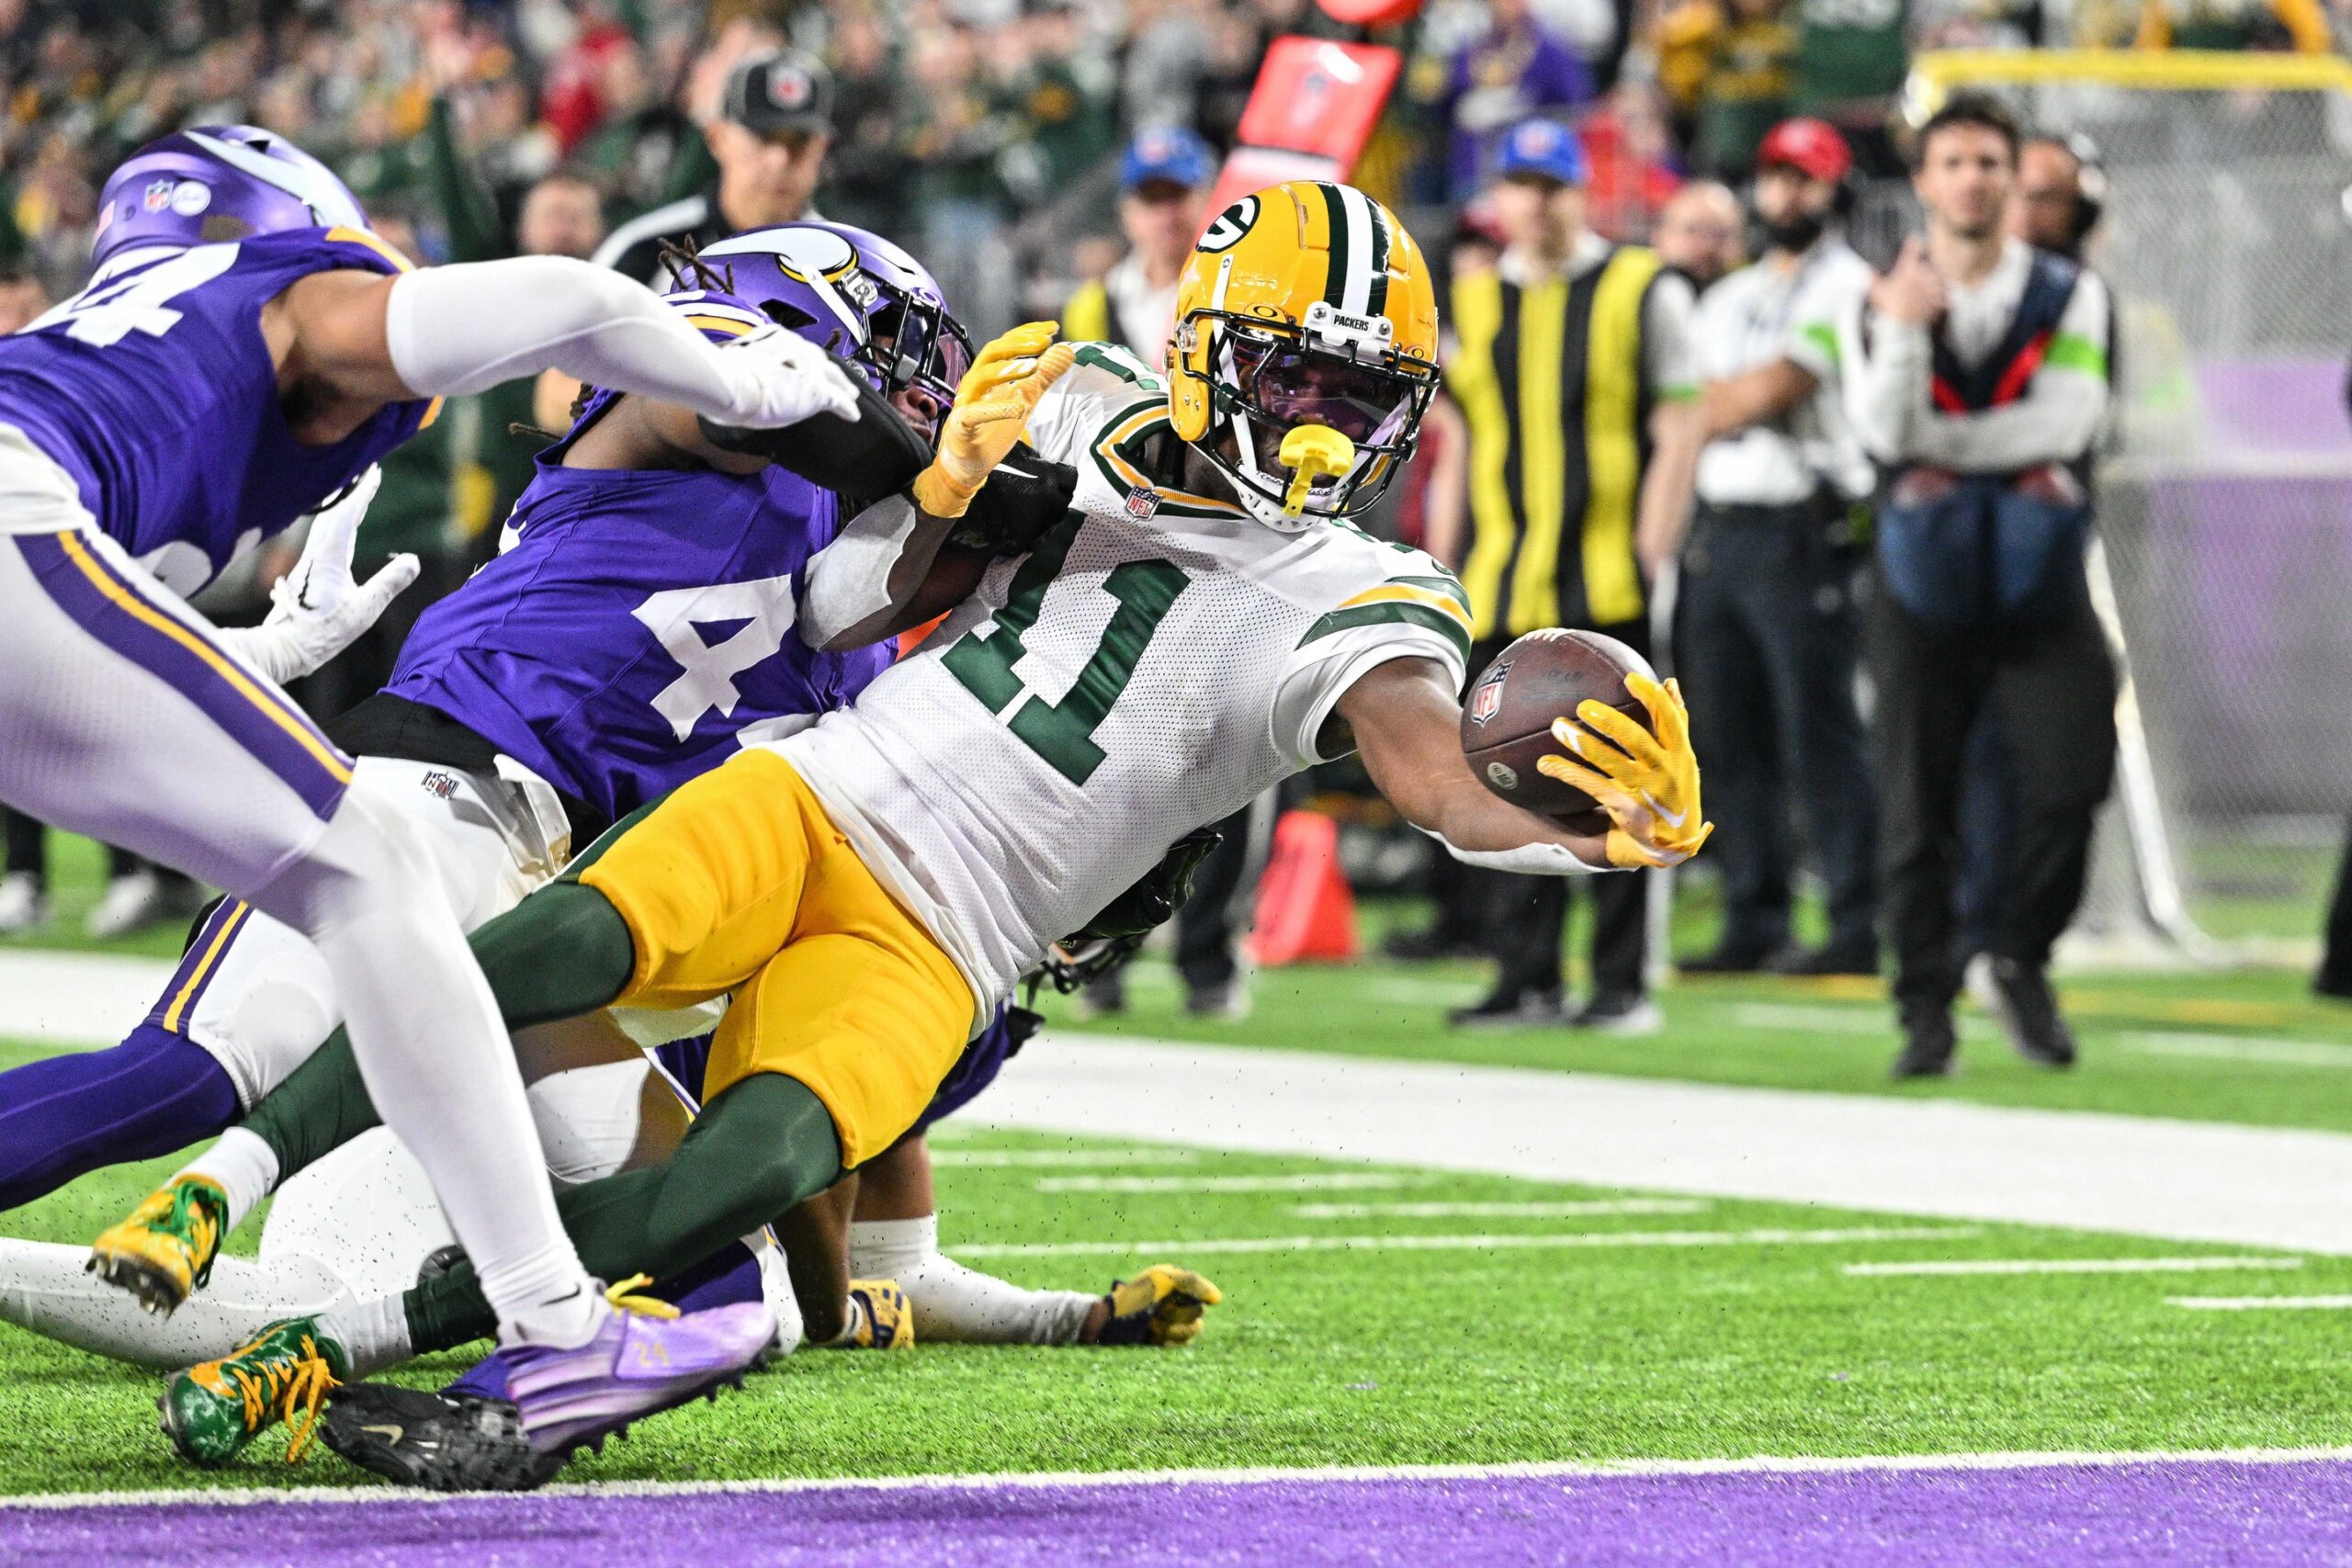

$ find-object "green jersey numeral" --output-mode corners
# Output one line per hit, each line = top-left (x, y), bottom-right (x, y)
(941, 517), (1191, 785)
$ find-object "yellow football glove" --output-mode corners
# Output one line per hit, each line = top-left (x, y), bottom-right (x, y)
(1095, 1263), (1224, 1347)
(911, 321), (1079, 519)
(1536, 673), (1714, 870)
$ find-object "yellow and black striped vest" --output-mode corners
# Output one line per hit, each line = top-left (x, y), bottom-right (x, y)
(1448, 246), (1663, 638)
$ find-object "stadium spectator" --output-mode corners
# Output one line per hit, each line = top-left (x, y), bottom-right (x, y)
(2133, 0), (2332, 50)
(1792, 0), (1911, 175)
(1683, 0), (1801, 181)
(1435, 118), (1702, 1034)
(1578, 82), (1688, 242)
(1442, 0), (1597, 201)
(1651, 178), (1747, 289)
(1844, 94), (2117, 1078)
(1060, 127), (1216, 365)
(592, 47), (833, 287)
(1675, 118), (1878, 977)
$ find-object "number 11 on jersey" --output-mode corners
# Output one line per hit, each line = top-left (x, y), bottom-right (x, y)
(942, 518), (1190, 786)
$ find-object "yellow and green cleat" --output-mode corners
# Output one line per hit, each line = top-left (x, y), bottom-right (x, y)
(1096, 1264), (1223, 1347)
(845, 1280), (915, 1350)
(161, 1316), (347, 1468)
(87, 1175), (227, 1317)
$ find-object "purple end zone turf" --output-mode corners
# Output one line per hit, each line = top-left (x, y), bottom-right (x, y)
(9, 1458), (2352, 1566)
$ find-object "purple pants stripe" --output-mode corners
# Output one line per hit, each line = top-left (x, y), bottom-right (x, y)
(4, 1457), (2349, 1567)
(16, 531), (351, 821)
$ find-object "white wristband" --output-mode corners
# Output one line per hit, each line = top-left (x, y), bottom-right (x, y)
(1416, 824), (1609, 875)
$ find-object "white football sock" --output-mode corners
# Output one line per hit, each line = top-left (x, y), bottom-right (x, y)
(173, 1126), (278, 1233)
(318, 1292), (413, 1378)
(0, 1237), (348, 1370)
(254, 788), (594, 1354)
(849, 1216), (1095, 1346)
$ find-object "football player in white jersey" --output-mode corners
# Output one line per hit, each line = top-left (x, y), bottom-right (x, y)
(112, 182), (1710, 1489)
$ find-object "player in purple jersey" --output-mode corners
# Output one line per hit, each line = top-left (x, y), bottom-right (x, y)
(0, 124), (870, 1466)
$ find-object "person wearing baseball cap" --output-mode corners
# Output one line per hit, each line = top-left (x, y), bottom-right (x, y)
(1059, 127), (1216, 367)
(1673, 114), (1880, 981)
(1431, 115), (1702, 1036)
(592, 48), (836, 287)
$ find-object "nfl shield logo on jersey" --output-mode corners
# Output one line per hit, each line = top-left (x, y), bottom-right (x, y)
(1467, 661), (1510, 728)
(1124, 485), (1161, 521)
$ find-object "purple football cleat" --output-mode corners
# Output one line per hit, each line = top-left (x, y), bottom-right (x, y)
(503, 1295), (776, 1461)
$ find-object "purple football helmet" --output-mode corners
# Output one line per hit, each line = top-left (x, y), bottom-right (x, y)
(94, 125), (368, 268)
(694, 223), (971, 411)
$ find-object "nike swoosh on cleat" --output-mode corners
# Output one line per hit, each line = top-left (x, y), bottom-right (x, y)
(360, 1425), (403, 1443)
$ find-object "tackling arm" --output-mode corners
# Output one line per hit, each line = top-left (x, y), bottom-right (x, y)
(277, 258), (860, 427)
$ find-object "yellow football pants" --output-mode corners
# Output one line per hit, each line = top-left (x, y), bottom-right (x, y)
(577, 748), (975, 1168)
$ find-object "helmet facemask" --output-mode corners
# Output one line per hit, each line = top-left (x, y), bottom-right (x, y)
(1181, 299), (1437, 532)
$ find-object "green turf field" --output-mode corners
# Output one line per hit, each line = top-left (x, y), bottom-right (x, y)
(3, 840), (2349, 1498)
(2, 1122), (2348, 1496)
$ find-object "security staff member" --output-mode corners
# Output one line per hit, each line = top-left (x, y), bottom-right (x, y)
(1676, 117), (1878, 977)
(537, 50), (832, 431)
(1443, 118), (1704, 1033)
(1845, 94), (2116, 1078)
(594, 49), (834, 285)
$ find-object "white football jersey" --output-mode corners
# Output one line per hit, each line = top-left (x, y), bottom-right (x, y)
(778, 343), (1471, 1014)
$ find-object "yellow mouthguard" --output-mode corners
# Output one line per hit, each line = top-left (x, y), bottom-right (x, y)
(1279, 425), (1356, 519)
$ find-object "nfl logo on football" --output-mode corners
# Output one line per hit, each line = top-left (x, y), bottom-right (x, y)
(1124, 485), (1160, 521)
(1467, 662), (1510, 728)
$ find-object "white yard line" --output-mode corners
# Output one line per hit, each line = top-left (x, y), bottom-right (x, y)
(1846, 1257), (2306, 1278)
(2120, 1032), (2352, 1069)
(1295, 1199), (1710, 1219)
(952, 1225), (1976, 1259)
(0, 951), (175, 1047)
(1035, 1172), (1408, 1192)
(14, 1445), (2352, 1509)
(2170, 1295), (2352, 1311)
(931, 1149), (1203, 1168)
(966, 1034), (2352, 1256)
(10, 958), (2352, 1255)
(1731, 1002), (2001, 1043)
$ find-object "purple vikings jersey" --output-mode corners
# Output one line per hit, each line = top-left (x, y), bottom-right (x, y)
(0, 226), (433, 595)
(385, 293), (891, 828)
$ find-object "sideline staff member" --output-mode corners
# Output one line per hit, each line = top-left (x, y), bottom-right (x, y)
(1677, 117), (1878, 977)
(1443, 118), (1703, 1033)
(1845, 94), (2115, 1078)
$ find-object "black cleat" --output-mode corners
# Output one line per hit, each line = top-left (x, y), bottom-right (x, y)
(1766, 942), (1880, 978)
(1891, 1007), (1958, 1079)
(1677, 942), (1781, 976)
(1447, 989), (1567, 1030)
(321, 1382), (562, 1493)
(1981, 957), (2077, 1068)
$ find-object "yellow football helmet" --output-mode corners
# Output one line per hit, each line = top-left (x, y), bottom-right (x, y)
(1167, 181), (1440, 531)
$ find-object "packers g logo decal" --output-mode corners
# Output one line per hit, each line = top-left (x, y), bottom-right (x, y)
(1196, 196), (1258, 254)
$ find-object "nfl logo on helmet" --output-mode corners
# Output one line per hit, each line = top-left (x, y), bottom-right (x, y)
(142, 179), (177, 213)
(1467, 662), (1510, 728)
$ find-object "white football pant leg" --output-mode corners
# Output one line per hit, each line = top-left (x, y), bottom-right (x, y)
(173, 756), (562, 1108)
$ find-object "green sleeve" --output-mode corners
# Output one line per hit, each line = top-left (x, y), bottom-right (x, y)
(424, 96), (505, 264)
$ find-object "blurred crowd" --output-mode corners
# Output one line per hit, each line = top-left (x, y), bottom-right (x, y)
(5, 0), (2346, 308)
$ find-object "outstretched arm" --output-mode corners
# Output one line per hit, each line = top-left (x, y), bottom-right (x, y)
(1338, 658), (1713, 873)
(276, 258), (859, 428)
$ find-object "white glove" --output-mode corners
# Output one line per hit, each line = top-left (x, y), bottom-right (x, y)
(219, 468), (415, 685)
(710, 323), (864, 430)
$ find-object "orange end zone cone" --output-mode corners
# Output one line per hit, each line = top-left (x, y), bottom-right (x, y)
(1248, 809), (1361, 966)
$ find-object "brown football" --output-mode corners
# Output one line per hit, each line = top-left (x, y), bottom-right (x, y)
(1460, 628), (1657, 830)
